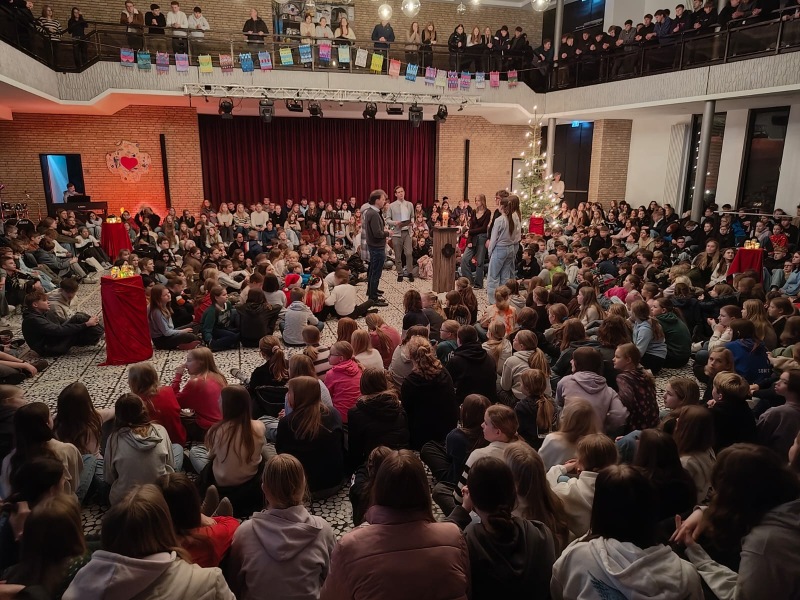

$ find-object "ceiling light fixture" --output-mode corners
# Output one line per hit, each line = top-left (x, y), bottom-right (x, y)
(363, 102), (378, 119)
(408, 103), (423, 127)
(285, 99), (304, 113)
(433, 104), (448, 122)
(259, 98), (274, 123)
(308, 101), (323, 118)
(218, 98), (234, 119)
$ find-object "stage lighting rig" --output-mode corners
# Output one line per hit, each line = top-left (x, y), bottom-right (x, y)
(308, 101), (323, 118)
(386, 104), (404, 116)
(363, 102), (378, 119)
(285, 99), (304, 113)
(434, 104), (448, 122)
(408, 103), (423, 127)
(218, 98), (234, 119)
(259, 98), (274, 123)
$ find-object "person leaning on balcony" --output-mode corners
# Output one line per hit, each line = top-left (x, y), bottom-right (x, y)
(300, 12), (315, 45)
(187, 6), (209, 38)
(243, 7), (268, 46)
(166, 0), (188, 54)
(37, 5), (61, 40)
(144, 3), (166, 53)
(120, 0), (145, 50)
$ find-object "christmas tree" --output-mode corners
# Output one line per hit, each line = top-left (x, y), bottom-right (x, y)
(513, 118), (560, 223)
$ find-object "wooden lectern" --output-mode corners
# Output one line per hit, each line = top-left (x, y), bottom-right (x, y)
(432, 227), (459, 294)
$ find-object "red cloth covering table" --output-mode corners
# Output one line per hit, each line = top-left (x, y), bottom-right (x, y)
(528, 216), (545, 236)
(100, 275), (153, 366)
(727, 248), (764, 282)
(101, 222), (132, 261)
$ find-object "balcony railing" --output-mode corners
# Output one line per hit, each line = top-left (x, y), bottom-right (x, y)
(2, 4), (800, 93)
(551, 13), (800, 90)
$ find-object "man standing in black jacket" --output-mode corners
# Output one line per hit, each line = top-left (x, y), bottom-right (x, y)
(363, 190), (389, 307)
(21, 291), (103, 356)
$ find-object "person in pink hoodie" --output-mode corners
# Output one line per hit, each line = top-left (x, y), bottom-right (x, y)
(555, 347), (628, 435)
(323, 341), (363, 424)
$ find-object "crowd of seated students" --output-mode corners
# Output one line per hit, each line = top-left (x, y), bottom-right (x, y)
(2, 191), (800, 598)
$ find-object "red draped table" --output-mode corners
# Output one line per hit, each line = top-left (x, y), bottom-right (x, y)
(101, 222), (132, 261)
(727, 248), (764, 282)
(100, 275), (153, 366)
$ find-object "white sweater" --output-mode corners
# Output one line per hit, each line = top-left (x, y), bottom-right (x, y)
(546, 465), (598, 541)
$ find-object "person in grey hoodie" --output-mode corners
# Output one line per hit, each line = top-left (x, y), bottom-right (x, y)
(279, 288), (323, 346)
(555, 347), (628, 435)
(228, 454), (335, 600)
(105, 393), (178, 505)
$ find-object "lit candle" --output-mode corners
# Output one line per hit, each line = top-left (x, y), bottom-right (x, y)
(441, 209), (449, 225)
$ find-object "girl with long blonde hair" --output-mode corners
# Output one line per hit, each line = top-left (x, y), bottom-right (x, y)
(172, 347), (227, 439)
(482, 319), (512, 375)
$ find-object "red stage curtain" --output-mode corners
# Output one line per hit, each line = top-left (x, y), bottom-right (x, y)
(199, 115), (437, 207)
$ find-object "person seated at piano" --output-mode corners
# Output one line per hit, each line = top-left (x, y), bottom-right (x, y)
(62, 182), (80, 203)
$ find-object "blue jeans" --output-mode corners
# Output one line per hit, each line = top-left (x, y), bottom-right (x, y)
(460, 234), (487, 288)
(210, 328), (240, 352)
(367, 245), (386, 300)
(487, 244), (516, 302)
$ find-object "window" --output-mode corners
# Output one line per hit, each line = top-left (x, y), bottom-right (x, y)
(683, 112), (726, 212)
(739, 107), (790, 212)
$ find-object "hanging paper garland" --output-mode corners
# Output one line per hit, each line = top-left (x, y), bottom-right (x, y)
(240, 53), (254, 72)
(424, 66), (435, 85)
(299, 44), (313, 64)
(198, 54), (213, 73)
(338, 44), (351, 63)
(175, 53), (189, 72)
(447, 70), (458, 89)
(460, 71), (471, 90)
(405, 63), (418, 81)
(220, 54), (234, 73)
(388, 59), (401, 78)
(370, 52), (384, 72)
(508, 69), (518, 87)
(156, 52), (169, 74)
(137, 51), (151, 70)
(490, 71), (500, 87)
(355, 48), (368, 67)
(475, 71), (485, 88)
(319, 42), (331, 62)
(279, 47), (294, 66)
(434, 69), (447, 87)
(258, 51), (273, 70)
(120, 48), (134, 66)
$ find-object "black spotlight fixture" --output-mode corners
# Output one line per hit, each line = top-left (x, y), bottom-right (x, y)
(218, 98), (234, 119)
(285, 99), (304, 113)
(259, 98), (274, 123)
(386, 103), (404, 116)
(408, 103), (423, 128)
(363, 102), (378, 120)
(308, 101), (323, 118)
(434, 104), (448, 123)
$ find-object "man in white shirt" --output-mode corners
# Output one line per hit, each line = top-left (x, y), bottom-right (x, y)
(165, 0), (188, 53)
(387, 185), (415, 282)
(250, 202), (269, 243)
(187, 5), (209, 54)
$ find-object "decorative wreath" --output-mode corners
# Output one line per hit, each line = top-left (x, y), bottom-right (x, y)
(442, 243), (455, 258)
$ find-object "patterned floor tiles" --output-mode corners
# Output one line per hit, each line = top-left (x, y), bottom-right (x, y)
(10, 270), (693, 538)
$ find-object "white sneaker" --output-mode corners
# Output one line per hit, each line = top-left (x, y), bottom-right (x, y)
(83, 275), (99, 284)
(691, 342), (703, 353)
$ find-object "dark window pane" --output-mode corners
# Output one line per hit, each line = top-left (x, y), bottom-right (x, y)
(739, 107), (790, 212)
(683, 112), (726, 212)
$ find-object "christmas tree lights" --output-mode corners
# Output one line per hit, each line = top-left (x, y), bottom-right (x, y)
(512, 113), (560, 225)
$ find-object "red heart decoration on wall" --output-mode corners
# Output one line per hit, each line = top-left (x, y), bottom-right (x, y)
(120, 156), (138, 170)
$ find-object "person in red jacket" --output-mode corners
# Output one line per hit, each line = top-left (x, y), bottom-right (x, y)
(323, 341), (363, 424)
(171, 347), (227, 440)
(128, 361), (187, 447)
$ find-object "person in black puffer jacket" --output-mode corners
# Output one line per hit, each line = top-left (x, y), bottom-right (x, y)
(237, 288), (282, 347)
(347, 369), (409, 472)
(446, 325), (497, 405)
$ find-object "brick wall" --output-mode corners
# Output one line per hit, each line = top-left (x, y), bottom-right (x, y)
(435, 115), (529, 203)
(587, 119), (631, 207)
(0, 106), (203, 218)
(44, 0), (542, 52)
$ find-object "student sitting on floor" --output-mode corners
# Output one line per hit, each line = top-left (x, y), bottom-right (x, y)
(237, 289), (282, 348)
(200, 286), (241, 352)
(148, 284), (201, 351)
(280, 288), (323, 346)
(324, 268), (374, 319)
(21, 290), (103, 357)
(323, 341), (364, 425)
(172, 347), (227, 441)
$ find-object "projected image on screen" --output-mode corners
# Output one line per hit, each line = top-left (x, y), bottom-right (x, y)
(40, 154), (86, 206)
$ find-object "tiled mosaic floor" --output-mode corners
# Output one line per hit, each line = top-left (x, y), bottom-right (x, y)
(11, 270), (693, 538)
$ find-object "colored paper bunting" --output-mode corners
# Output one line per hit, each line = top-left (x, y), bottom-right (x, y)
(508, 69), (518, 87)
(239, 52), (254, 72)
(198, 54), (213, 73)
(279, 47), (293, 66)
(319, 42), (331, 62)
(388, 59), (401, 78)
(490, 71), (500, 87)
(338, 44), (351, 63)
(355, 48), (368, 67)
(475, 71), (485, 89)
(219, 54), (234, 73)
(460, 71), (471, 90)
(370, 52), (384, 73)
(137, 51), (151, 70)
(156, 52), (169, 74)
(258, 51), (272, 70)
(299, 44), (312, 64)
(175, 53), (188, 72)
(120, 48), (134, 66)
(405, 63), (418, 82)
(424, 66), (435, 85)
(447, 70), (458, 89)
(434, 69), (447, 88)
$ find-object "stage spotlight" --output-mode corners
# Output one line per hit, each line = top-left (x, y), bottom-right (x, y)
(308, 101), (323, 118)
(285, 99), (304, 113)
(386, 103), (404, 116)
(218, 98), (234, 119)
(434, 104), (448, 122)
(259, 98), (274, 123)
(363, 102), (378, 120)
(408, 103), (423, 127)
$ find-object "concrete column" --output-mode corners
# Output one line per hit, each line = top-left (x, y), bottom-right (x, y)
(546, 117), (557, 181)
(552, 0), (565, 65)
(691, 100), (716, 222)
